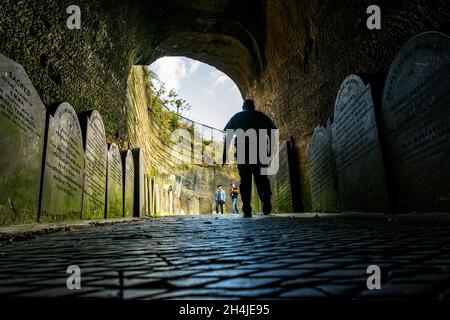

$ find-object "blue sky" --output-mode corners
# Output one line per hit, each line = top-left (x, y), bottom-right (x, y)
(149, 57), (243, 130)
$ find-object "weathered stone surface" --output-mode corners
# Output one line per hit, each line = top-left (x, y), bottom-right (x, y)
(132, 148), (145, 217)
(307, 121), (339, 212)
(144, 175), (150, 216)
(80, 111), (107, 220)
(106, 143), (123, 218)
(381, 32), (450, 212)
(40, 103), (84, 222)
(0, 54), (47, 225)
(268, 141), (294, 213)
(122, 150), (135, 218)
(332, 75), (388, 212)
(200, 198), (212, 214)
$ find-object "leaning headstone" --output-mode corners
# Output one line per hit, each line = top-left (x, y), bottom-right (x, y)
(307, 121), (340, 212)
(0, 54), (47, 225)
(106, 143), (123, 218)
(381, 32), (450, 212)
(144, 175), (149, 215)
(268, 141), (294, 213)
(132, 148), (145, 217)
(40, 103), (84, 222)
(122, 150), (134, 217)
(79, 111), (107, 220)
(332, 74), (388, 212)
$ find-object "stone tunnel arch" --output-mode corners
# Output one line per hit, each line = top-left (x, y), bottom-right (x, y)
(135, 0), (268, 98)
(1, 0), (450, 213)
(147, 32), (259, 97)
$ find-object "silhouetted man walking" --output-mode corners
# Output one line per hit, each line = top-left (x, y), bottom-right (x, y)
(223, 99), (277, 218)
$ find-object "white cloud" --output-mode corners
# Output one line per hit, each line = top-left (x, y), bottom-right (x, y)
(150, 57), (201, 91)
(207, 69), (237, 96)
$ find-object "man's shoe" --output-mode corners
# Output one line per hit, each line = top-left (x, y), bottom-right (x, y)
(262, 201), (272, 215)
(242, 205), (252, 218)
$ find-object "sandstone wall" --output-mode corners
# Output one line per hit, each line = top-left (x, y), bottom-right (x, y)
(126, 66), (240, 215)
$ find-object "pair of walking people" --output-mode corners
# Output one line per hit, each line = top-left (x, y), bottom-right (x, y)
(214, 184), (240, 214)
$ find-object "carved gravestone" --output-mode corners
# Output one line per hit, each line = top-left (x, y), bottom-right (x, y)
(132, 148), (145, 217)
(381, 32), (450, 212)
(268, 141), (294, 213)
(332, 75), (388, 212)
(106, 143), (123, 218)
(307, 121), (340, 212)
(144, 175), (150, 216)
(79, 111), (107, 220)
(0, 54), (47, 225)
(122, 150), (135, 217)
(40, 103), (84, 222)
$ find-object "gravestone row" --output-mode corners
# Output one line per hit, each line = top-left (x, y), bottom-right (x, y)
(307, 31), (450, 213)
(0, 53), (145, 225)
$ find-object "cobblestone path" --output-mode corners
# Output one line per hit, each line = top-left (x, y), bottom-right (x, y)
(1, 214), (450, 299)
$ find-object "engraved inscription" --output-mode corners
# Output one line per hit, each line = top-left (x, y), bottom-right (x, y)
(381, 32), (450, 211)
(307, 122), (339, 212)
(332, 75), (388, 212)
(82, 111), (107, 219)
(40, 103), (84, 222)
(269, 142), (293, 213)
(0, 54), (46, 224)
(106, 144), (123, 218)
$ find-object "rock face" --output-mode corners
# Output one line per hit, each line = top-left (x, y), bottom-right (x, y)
(1, 0), (449, 211)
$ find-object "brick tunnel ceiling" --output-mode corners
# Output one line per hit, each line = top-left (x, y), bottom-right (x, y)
(139, 0), (267, 94)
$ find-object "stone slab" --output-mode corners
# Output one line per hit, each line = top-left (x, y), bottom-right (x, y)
(332, 75), (388, 212)
(307, 121), (340, 212)
(0, 54), (47, 225)
(106, 143), (123, 218)
(122, 150), (135, 218)
(132, 148), (145, 217)
(40, 103), (84, 222)
(79, 111), (107, 220)
(381, 32), (450, 212)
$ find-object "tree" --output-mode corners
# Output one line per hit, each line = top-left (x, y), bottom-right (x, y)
(147, 68), (191, 115)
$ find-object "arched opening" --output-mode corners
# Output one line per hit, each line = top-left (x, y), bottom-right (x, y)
(149, 56), (243, 130)
(127, 56), (245, 216)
